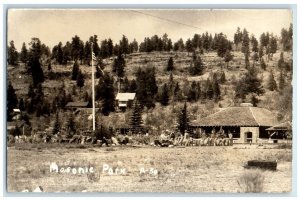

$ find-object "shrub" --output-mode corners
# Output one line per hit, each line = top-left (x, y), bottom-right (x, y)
(237, 169), (265, 193)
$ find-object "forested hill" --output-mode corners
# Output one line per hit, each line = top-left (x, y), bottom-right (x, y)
(7, 25), (293, 133)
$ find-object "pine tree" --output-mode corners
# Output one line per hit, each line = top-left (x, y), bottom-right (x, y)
(67, 112), (76, 136)
(189, 56), (204, 76)
(220, 71), (226, 84)
(8, 40), (18, 66)
(212, 79), (221, 102)
(160, 83), (169, 106)
(205, 79), (214, 100)
(112, 53), (126, 77)
(28, 38), (44, 86)
(52, 112), (61, 135)
(278, 52), (285, 69)
(268, 36), (277, 60)
(177, 102), (190, 134)
(166, 57), (174, 71)
(185, 38), (193, 55)
(267, 70), (277, 91)
(96, 72), (115, 115)
(20, 42), (28, 64)
(18, 98), (25, 111)
(119, 35), (129, 56)
(7, 82), (18, 119)
(130, 100), (143, 134)
(224, 50), (233, 68)
(278, 70), (285, 92)
(187, 81), (198, 102)
(48, 62), (52, 71)
(135, 66), (158, 109)
(173, 82), (181, 102)
(76, 70), (85, 90)
(129, 79), (137, 93)
(71, 61), (79, 80)
(260, 57), (267, 70)
(235, 67), (264, 99)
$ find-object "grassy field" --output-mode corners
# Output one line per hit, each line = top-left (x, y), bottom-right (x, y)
(7, 144), (292, 193)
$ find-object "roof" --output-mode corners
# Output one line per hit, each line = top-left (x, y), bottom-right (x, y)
(191, 106), (278, 127)
(65, 102), (89, 108)
(266, 121), (292, 131)
(116, 93), (136, 101)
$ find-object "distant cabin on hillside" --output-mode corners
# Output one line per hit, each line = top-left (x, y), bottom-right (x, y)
(115, 93), (136, 111)
(65, 101), (89, 111)
(190, 103), (278, 144)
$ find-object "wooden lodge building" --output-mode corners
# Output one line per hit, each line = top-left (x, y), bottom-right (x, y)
(190, 104), (278, 143)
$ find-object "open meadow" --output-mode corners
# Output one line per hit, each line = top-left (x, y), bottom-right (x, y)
(7, 144), (292, 193)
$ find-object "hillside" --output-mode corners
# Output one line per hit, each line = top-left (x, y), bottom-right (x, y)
(7, 48), (293, 134)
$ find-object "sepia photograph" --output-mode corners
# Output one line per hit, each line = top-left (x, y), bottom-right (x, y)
(6, 8), (293, 193)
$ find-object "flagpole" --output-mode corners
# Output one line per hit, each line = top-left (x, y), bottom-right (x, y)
(91, 43), (95, 131)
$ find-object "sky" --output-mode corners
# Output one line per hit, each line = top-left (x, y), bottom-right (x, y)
(7, 9), (292, 51)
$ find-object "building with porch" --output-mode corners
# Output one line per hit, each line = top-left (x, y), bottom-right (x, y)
(190, 105), (278, 143)
(115, 93), (136, 111)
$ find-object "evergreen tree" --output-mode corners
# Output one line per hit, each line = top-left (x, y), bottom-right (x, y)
(119, 35), (129, 56)
(267, 70), (277, 91)
(71, 61), (80, 80)
(135, 66), (158, 109)
(18, 98), (25, 111)
(216, 33), (229, 58)
(122, 77), (130, 92)
(129, 79), (137, 93)
(234, 27), (243, 50)
(242, 29), (250, 68)
(250, 93), (259, 107)
(173, 82), (181, 102)
(71, 35), (82, 61)
(52, 112), (61, 135)
(96, 72), (115, 115)
(20, 42), (28, 64)
(48, 62), (52, 71)
(278, 52), (285, 69)
(166, 56), (174, 71)
(130, 100), (143, 134)
(189, 56), (204, 76)
(260, 57), (267, 70)
(278, 70), (285, 92)
(67, 112), (76, 136)
(7, 40), (18, 66)
(212, 79), (221, 102)
(259, 46), (264, 59)
(205, 79), (214, 100)
(177, 102), (190, 134)
(55, 42), (64, 64)
(281, 23), (293, 51)
(268, 36), (277, 60)
(235, 67), (264, 99)
(224, 50), (233, 68)
(28, 38), (44, 86)
(112, 53), (126, 77)
(220, 71), (226, 84)
(76, 70), (85, 90)
(160, 83), (169, 106)
(7, 82), (18, 119)
(187, 81), (198, 102)
(251, 35), (259, 52)
(185, 38), (194, 55)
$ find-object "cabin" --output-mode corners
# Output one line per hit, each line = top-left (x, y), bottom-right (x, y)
(115, 93), (136, 111)
(190, 104), (278, 144)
